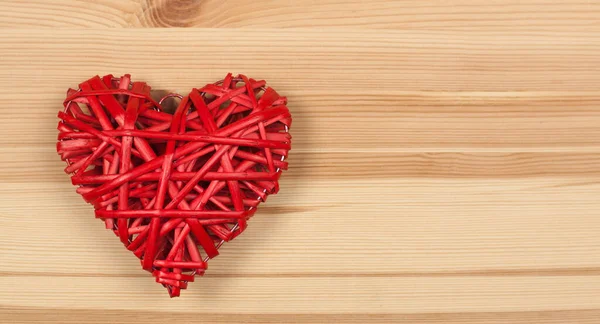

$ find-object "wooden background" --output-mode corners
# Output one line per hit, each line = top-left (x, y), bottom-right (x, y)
(1, 1), (600, 323)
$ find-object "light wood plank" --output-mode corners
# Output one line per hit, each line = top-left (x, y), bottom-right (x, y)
(2, 275), (600, 313)
(1, 0), (599, 31)
(5, 150), (600, 183)
(6, 92), (600, 152)
(1, 29), (599, 92)
(4, 307), (600, 324)
(2, 178), (600, 276)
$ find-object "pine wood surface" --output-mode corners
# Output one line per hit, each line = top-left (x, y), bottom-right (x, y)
(0, 1), (600, 323)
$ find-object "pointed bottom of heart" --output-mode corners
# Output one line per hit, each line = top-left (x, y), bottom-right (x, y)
(152, 268), (200, 297)
(111, 217), (247, 298)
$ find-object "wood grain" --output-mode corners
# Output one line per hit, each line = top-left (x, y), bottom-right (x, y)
(4, 307), (600, 324)
(1, 4), (600, 324)
(1, 0), (600, 31)
(1, 30), (600, 154)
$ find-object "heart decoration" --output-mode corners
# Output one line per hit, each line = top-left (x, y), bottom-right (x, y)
(56, 73), (292, 297)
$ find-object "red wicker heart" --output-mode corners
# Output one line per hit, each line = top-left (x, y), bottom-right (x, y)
(56, 73), (292, 297)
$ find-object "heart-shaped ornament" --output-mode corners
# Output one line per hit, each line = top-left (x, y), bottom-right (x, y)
(56, 74), (292, 297)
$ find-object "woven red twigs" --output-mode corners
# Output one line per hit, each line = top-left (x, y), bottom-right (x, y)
(56, 74), (292, 297)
